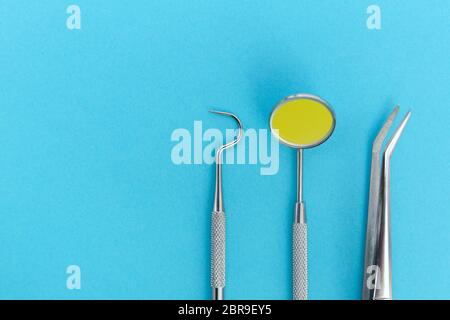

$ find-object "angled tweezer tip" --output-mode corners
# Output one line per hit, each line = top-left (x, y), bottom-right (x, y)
(384, 111), (411, 158)
(372, 106), (400, 153)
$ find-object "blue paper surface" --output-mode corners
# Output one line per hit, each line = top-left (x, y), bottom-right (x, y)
(0, 1), (449, 299)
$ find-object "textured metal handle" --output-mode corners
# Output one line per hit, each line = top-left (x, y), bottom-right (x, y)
(293, 222), (308, 300)
(211, 211), (226, 292)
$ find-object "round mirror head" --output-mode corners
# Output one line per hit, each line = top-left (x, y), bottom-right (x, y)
(270, 94), (336, 149)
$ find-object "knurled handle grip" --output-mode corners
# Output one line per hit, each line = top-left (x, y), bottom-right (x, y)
(293, 222), (308, 300)
(211, 211), (225, 289)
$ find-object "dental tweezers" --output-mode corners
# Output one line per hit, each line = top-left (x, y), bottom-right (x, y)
(362, 106), (411, 300)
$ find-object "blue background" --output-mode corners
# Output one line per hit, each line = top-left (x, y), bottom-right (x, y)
(0, 1), (449, 299)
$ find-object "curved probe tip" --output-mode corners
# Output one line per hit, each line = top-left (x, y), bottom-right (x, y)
(208, 109), (243, 161)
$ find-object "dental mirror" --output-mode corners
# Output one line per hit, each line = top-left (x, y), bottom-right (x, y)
(269, 93), (336, 300)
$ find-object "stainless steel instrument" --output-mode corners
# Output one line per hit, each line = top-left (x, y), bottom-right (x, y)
(269, 94), (336, 300)
(209, 110), (243, 300)
(362, 106), (411, 300)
